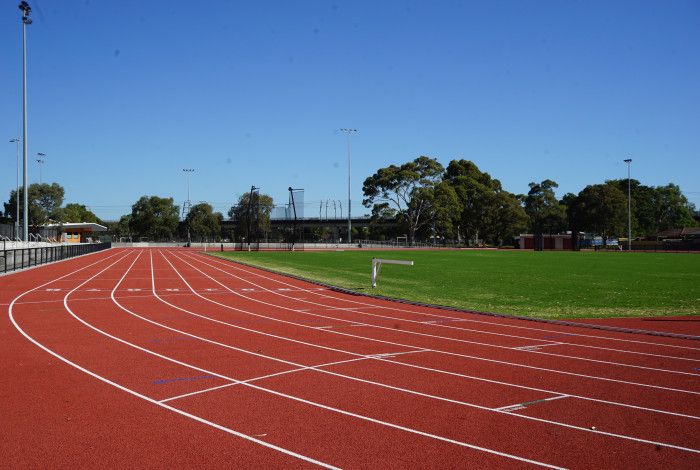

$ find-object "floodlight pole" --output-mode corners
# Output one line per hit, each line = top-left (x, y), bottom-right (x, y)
(10, 138), (20, 238)
(36, 152), (45, 183)
(624, 158), (632, 251)
(340, 129), (357, 244)
(183, 168), (194, 244)
(19, 1), (32, 242)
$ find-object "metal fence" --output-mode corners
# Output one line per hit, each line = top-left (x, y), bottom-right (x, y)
(1, 242), (112, 274)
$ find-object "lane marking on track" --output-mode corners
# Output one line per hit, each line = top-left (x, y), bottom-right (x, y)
(177, 253), (700, 383)
(494, 395), (571, 413)
(153, 374), (216, 385)
(199, 253), (700, 354)
(158, 356), (372, 403)
(159, 350), (431, 404)
(52, 251), (568, 469)
(148, 250), (700, 450)
(513, 343), (564, 351)
(7, 250), (339, 470)
(153, 250), (700, 431)
(166, 252), (700, 421)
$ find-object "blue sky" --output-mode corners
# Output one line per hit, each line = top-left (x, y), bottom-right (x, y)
(1, 0), (698, 221)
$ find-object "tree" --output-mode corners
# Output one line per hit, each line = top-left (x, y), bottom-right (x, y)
(362, 156), (444, 243)
(129, 196), (180, 241)
(416, 181), (462, 241)
(653, 183), (696, 232)
(367, 202), (402, 240)
(443, 159), (523, 245)
(105, 215), (132, 241)
(571, 184), (627, 243)
(487, 191), (529, 247)
(523, 180), (567, 236)
(3, 183), (65, 228)
(228, 192), (274, 241)
(54, 203), (101, 224)
(186, 203), (223, 241)
(604, 179), (695, 236)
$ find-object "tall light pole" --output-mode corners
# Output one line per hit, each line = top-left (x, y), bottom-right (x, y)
(10, 138), (20, 238)
(340, 128), (357, 244)
(36, 152), (45, 183)
(182, 168), (194, 244)
(624, 158), (632, 251)
(19, 1), (32, 242)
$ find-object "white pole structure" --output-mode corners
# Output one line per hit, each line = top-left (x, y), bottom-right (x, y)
(36, 152), (45, 183)
(624, 158), (632, 251)
(183, 168), (195, 245)
(10, 138), (20, 238)
(340, 128), (357, 244)
(371, 257), (413, 288)
(19, 1), (32, 242)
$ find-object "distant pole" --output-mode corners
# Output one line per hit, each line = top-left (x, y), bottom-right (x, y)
(10, 138), (20, 238)
(36, 152), (45, 183)
(624, 158), (632, 251)
(182, 168), (194, 244)
(19, 1), (32, 242)
(340, 128), (357, 244)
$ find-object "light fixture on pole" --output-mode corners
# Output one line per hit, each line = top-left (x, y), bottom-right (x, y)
(624, 158), (632, 251)
(182, 168), (195, 245)
(340, 128), (357, 244)
(36, 152), (45, 183)
(19, 1), (32, 242)
(10, 138), (20, 238)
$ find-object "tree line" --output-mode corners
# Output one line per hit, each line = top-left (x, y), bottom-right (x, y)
(3, 161), (696, 244)
(362, 157), (697, 245)
(1, 183), (102, 229)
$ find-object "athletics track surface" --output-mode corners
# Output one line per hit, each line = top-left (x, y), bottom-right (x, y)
(1, 247), (699, 468)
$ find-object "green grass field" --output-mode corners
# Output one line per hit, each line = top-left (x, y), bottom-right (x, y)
(210, 249), (700, 320)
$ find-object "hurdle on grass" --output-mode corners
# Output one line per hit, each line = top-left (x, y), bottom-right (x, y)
(371, 257), (413, 288)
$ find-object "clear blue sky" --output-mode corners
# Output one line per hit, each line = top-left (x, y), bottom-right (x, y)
(2, 0), (698, 221)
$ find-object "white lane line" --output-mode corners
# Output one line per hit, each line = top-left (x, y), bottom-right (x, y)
(199, 253), (700, 354)
(175, 252), (700, 391)
(513, 343), (564, 351)
(153, 251), (700, 450)
(156, 252), (700, 420)
(159, 356), (372, 403)
(494, 395), (571, 413)
(50, 250), (567, 469)
(189, 253), (700, 372)
(8, 272), (337, 469)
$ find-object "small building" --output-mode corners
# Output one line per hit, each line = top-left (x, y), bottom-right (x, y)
(47, 222), (108, 243)
(518, 233), (573, 250)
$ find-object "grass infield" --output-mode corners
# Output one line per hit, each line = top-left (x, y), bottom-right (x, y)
(210, 249), (700, 320)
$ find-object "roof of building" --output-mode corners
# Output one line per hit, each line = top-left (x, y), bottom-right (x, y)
(45, 222), (108, 232)
(656, 227), (700, 238)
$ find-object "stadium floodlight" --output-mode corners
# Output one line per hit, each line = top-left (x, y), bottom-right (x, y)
(19, 1), (32, 242)
(36, 152), (45, 183)
(9, 138), (20, 237)
(182, 169), (195, 245)
(340, 128), (358, 244)
(623, 158), (632, 251)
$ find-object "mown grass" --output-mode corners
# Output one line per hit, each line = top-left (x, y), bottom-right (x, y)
(210, 249), (700, 320)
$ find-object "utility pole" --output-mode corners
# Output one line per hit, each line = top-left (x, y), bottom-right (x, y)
(340, 128), (357, 244)
(624, 158), (632, 251)
(182, 168), (194, 245)
(19, 1), (32, 242)
(10, 138), (20, 238)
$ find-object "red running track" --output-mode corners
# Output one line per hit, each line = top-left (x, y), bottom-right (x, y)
(2, 247), (699, 468)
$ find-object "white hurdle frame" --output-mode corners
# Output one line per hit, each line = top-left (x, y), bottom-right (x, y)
(371, 257), (414, 288)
